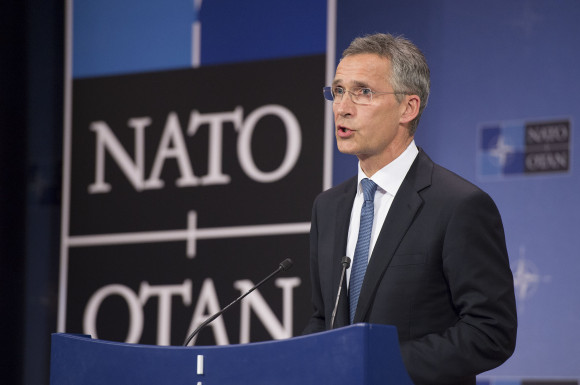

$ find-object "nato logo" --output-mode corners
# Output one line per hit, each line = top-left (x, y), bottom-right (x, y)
(478, 119), (571, 178)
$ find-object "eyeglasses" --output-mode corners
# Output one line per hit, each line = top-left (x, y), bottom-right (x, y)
(323, 86), (406, 105)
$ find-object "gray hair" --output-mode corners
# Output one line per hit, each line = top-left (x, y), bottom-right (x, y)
(342, 33), (430, 135)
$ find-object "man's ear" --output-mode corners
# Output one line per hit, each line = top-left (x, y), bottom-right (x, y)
(399, 95), (420, 124)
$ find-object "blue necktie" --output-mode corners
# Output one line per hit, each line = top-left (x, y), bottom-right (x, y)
(349, 178), (377, 323)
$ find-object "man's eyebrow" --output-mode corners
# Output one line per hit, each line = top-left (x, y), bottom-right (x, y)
(331, 79), (370, 88)
(352, 80), (370, 88)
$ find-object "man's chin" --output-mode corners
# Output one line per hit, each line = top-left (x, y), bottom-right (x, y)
(336, 142), (358, 155)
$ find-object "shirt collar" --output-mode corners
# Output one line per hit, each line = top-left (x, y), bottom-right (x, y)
(357, 140), (419, 196)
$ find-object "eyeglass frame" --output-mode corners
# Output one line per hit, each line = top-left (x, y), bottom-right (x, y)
(322, 86), (408, 105)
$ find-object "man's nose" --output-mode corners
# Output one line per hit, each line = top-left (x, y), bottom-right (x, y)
(335, 93), (355, 116)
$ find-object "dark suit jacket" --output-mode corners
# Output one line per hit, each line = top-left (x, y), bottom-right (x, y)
(303, 149), (517, 385)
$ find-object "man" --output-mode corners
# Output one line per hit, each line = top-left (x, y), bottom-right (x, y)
(303, 33), (517, 384)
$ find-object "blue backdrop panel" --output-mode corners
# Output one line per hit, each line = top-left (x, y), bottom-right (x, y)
(73, 0), (194, 78)
(336, 0), (580, 380)
(199, 1), (326, 66)
(73, 0), (326, 78)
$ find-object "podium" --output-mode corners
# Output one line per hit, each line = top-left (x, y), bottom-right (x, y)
(50, 323), (413, 384)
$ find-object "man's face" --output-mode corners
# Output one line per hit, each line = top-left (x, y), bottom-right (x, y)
(332, 53), (411, 170)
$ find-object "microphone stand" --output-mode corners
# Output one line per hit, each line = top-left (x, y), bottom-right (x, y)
(183, 258), (293, 347)
(330, 256), (351, 329)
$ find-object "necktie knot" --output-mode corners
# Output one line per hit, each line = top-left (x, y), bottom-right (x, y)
(361, 178), (377, 202)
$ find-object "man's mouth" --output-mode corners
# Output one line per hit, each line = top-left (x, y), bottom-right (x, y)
(338, 125), (351, 132)
(337, 125), (354, 137)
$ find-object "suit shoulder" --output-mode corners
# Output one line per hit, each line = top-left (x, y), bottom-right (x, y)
(413, 153), (495, 212)
(426, 163), (504, 220)
(414, 150), (483, 196)
(314, 175), (357, 203)
(432, 163), (481, 193)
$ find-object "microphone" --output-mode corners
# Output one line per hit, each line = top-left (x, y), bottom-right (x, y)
(330, 256), (351, 330)
(183, 258), (294, 346)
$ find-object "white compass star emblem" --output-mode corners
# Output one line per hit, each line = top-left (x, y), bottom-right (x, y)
(488, 135), (514, 168)
(512, 246), (551, 312)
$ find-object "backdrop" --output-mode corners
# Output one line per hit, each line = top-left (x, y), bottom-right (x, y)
(61, 0), (580, 383)
(333, 1), (580, 381)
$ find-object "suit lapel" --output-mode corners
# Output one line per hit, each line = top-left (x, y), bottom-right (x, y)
(331, 178), (356, 328)
(354, 150), (433, 323)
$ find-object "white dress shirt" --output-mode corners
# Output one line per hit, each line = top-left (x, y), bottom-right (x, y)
(345, 140), (419, 287)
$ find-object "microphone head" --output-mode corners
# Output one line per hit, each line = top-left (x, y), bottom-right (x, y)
(341, 256), (351, 268)
(279, 258), (294, 271)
